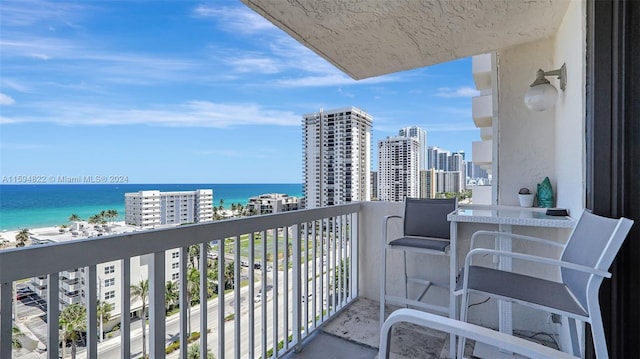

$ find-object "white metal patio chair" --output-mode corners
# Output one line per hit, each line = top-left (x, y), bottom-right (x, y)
(380, 198), (458, 324)
(457, 210), (634, 358)
(379, 308), (579, 359)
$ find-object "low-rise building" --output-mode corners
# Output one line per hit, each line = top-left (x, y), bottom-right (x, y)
(27, 225), (183, 331)
(246, 193), (300, 215)
(125, 189), (213, 227)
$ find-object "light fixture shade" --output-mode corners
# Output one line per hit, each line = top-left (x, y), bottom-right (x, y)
(524, 83), (558, 111)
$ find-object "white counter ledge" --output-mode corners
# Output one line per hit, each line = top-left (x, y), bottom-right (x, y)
(448, 205), (576, 229)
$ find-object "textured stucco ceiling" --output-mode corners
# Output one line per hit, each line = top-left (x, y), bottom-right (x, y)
(242, 0), (570, 80)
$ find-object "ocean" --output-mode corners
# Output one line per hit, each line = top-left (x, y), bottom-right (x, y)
(0, 184), (303, 231)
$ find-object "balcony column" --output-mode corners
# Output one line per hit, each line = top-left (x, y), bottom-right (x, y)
(292, 223), (302, 352)
(46, 273), (60, 359)
(199, 242), (208, 358)
(149, 251), (166, 358)
(179, 247), (188, 359)
(0, 279), (13, 359)
(86, 265), (98, 359)
(217, 239), (225, 359)
(121, 258), (131, 359)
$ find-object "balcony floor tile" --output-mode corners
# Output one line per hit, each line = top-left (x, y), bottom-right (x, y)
(293, 298), (454, 359)
(284, 331), (378, 359)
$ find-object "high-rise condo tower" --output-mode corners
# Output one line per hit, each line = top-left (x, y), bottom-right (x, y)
(303, 107), (372, 208)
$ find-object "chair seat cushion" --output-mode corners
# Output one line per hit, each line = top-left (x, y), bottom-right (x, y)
(459, 266), (588, 317)
(388, 236), (450, 252)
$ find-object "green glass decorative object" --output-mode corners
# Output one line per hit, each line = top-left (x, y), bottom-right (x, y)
(537, 177), (554, 208)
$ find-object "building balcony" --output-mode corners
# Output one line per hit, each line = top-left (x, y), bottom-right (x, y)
(61, 269), (81, 280)
(2, 202), (573, 358)
(61, 279), (82, 292)
(472, 54), (492, 91)
(471, 94), (493, 128)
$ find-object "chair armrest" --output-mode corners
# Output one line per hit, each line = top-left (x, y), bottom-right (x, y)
(470, 230), (565, 250)
(382, 215), (403, 244)
(379, 308), (578, 359)
(464, 248), (612, 278)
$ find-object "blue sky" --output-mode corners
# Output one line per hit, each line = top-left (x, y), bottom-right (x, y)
(0, 1), (479, 184)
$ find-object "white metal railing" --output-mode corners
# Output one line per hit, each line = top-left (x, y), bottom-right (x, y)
(1, 203), (360, 359)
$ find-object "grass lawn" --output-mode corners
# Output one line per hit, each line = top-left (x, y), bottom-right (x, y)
(214, 230), (323, 262)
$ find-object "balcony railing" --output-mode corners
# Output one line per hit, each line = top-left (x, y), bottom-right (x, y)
(1, 203), (360, 359)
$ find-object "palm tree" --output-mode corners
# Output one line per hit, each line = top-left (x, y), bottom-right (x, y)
(224, 261), (235, 290)
(165, 280), (179, 311)
(15, 229), (29, 247)
(97, 300), (113, 341)
(12, 326), (25, 349)
(206, 267), (217, 296)
(88, 214), (101, 225)
(107, 209), (119, 223)
(218, 198), (225, 211)
(187, 343), (215, 359)
(186, 267), (200, 334)
(188, 245), (200, 269)
(188, 243), (213, 269)
(130, 279), (149, 359)
(68, 213), (81, 223)
(60, 303), (86, 359)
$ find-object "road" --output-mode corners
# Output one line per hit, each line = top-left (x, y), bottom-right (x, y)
(16, 257), (338, 359)
(97, 268), (302, 359)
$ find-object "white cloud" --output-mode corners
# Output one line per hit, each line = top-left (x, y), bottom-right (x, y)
(435, 87), (479, 98)
(337, 88), (354, 98)
(3, 100), (301, 128)
(0, 93), (16, 105)
(0, 116), (18, 124)
(0, 1), (88, 27)
(1, 79), (31, 93)
(227, 57), (281, 74)
(29, 53), (50, 60)
(193, 5), (275, 35)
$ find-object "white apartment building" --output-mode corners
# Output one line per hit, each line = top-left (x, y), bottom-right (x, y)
(398, 126), (427, 171)
(377, 136), (420, 202)
(125, 189), (213, 227)
(303, 107), (372, 208)
(420, 168), (463, 198)
(28, 233), (183, 330)
(450, 152), (467, 190)
(428, 146), (456, 171)
(370, 171), (378, 200)
(246, 193), (300, 214)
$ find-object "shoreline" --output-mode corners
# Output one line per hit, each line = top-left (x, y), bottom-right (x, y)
(1, 183), (303, 231)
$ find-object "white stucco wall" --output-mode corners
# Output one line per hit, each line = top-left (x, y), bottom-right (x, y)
(496, 38), (557, 207)
(494, 1), (585, 215)
(553, 0), (586, 216)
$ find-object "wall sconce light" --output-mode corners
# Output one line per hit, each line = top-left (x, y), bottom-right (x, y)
(524, 63), (567, 111)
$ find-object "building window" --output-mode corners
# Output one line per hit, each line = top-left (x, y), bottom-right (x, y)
(171, 273), (179, 280)
(105, 290), (115, 300)
(104, 278), (115, 287)
(172, 262), (179, 269)
(171, 251), (179, 259)
(104, 265), (115, 274)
